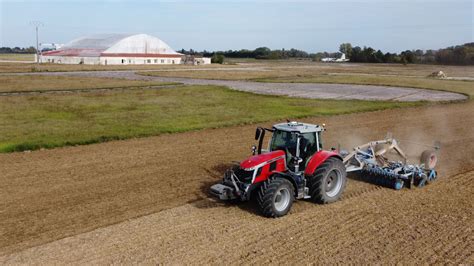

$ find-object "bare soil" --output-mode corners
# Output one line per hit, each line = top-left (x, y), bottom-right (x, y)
(2, 171), (472, 264)
(0, 101), (473, 263)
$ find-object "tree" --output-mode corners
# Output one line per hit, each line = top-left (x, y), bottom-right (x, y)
(383, 52), (399, 63)
(211, 53), (225, 64)
(349, 46), (363, 62)
(268, 50), (282, 59)
(400, 50), (416, 63)
(374, 50), (384, 63)
(339, 43), (353, 58)
(254, 47), (271, 59)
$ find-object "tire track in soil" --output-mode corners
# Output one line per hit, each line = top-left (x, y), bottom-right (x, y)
(253, 171), (473, 264)
(0, 101), (473, 260)
(2, 171), (471, 264)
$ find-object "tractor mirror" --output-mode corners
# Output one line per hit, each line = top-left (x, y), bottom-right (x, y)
(255, 128), (262, 140)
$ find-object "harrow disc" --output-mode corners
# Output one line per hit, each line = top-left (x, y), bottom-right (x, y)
(394, 179), (404, 190)
(415, 176), (428, 188)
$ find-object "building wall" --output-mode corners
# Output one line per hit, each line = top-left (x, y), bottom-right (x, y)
(99, 56), (183, 65)
(39, 56), (100, 65)
(39, 55), (211, 65)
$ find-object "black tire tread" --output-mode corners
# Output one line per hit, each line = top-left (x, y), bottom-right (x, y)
(307, 157), (346, 204)
(257, 176), (294, 218)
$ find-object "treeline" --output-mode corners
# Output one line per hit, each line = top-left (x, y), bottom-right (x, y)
(0, 46), (37, 54)
(339, 42), (474, 65)
(2, 43), (471, 65)
(181, 42), (474, 65)
(435, 43), (474, 65)
(179, 47), (315, 60)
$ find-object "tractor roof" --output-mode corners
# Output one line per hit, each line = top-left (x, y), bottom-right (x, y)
(273, 121), (323, 133)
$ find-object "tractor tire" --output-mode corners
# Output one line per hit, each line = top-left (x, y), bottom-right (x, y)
(420, 150), (437, 170)
(257, 176), (294, 218)
(307, 157), (347, 204)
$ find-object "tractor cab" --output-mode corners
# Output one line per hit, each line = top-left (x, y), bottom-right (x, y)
(255, 122), (324, 172)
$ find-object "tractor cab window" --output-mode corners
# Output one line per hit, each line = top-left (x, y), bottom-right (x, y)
(270, 130), (319, 169)
(270, 130), (298, 156)
(300, 132), (319, 158)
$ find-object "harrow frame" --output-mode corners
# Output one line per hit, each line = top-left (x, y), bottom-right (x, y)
(341, 138), (438, 190)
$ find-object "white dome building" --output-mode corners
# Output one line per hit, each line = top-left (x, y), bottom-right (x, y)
(40, 33), (210, 65)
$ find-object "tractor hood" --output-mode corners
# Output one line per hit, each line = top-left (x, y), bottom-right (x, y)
(240, 150), (285, 170)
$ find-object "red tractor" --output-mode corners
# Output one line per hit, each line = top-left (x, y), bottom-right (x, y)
(210, 121), (346, 217)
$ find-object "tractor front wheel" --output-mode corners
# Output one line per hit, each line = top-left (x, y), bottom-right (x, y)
(257, 176), (294, 218)
(307, 157), (347, 204)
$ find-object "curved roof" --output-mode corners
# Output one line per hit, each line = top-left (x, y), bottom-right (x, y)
(62, 33), (132, 50)
(43, 33), (181, 57)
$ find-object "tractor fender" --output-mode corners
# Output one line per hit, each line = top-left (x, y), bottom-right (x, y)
(252, 171), (298, 196)
(304, 150), (343, 176)
(267, 172), (299, 197)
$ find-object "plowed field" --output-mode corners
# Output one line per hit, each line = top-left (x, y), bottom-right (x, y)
(1, 101), (473, 263)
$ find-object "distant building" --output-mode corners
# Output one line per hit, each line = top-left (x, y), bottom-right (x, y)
(321, 53), (350, 63)
(39, 33), (210, 65)
(40, 43), (64, 52)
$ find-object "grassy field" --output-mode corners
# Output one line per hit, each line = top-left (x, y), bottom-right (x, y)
(139, 65), (474, 98)
(2, 60), (474, 78)
(139, 62), (474, 79)
(0, 75), (178, 93)
(1, 61), (472, 153)
(0, 53), (35, 61)
(0, 85), (421, 153)
(141, 69), (278, 80)
(0, 61), (237, 73)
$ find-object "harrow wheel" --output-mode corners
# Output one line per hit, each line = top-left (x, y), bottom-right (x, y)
(394, 179), (404, 190)
(428, 169), (437, 182)
(421, 150), (437, 170)
(307, 157), (347, 204)
(257, 176), (294, 218)
(414, 176), (428, 188)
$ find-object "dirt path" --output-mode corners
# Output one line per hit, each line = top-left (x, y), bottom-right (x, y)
(4, 70), (467, 101)
(1, 101), (473, 261)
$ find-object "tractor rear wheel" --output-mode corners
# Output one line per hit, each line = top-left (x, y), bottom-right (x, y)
(307, 157), (347, 204)
(257, 176), (294, 218)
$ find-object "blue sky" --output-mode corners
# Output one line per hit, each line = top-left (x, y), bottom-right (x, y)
(0, 0), (472, 53)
